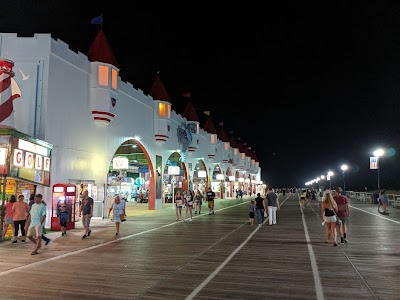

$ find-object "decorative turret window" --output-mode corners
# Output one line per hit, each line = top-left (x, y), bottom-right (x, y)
(224, 142), (230, 150)
(111, 69), (117, 89)
(210, 134), (217, 145)
(234, 149), (238, 156)
(98, 65), (109, 86)
(158, 102), (171, 118)
(241, 153), (245, 160)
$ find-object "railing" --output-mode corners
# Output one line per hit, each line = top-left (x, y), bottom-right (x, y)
(347, 191), (400, 208)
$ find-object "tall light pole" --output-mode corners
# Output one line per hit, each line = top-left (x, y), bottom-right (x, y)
(327, 171), (334, 189)
(341, 164), (348, 191)
(373, 149), (384, 191)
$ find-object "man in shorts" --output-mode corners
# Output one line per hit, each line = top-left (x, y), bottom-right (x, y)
(80, 190), (94, 239)
(26, 194), (47, 255)
(333, 187), (350, 244)
(206, 188), (215, 215)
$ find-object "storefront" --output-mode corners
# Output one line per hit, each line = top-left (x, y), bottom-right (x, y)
(0, 127), (52, 236)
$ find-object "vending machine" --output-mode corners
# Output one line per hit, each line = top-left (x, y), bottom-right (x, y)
(51, 183), (76, 230)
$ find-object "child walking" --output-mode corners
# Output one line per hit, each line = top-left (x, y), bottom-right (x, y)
(58, 205), (69, 236)
(249, 200), (255, 225)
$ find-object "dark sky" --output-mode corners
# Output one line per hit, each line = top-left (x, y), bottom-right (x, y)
(2, 1), (400, 190)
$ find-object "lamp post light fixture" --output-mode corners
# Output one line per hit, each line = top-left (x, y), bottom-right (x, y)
(327, 171), (334, 189)
(341, 164), (348, 191)
(373, 148), (384, 191)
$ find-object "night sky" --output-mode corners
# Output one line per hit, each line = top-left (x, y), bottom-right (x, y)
(2, 1), (400, 190)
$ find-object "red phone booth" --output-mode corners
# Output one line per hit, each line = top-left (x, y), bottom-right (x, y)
(51, 183), (76, 231)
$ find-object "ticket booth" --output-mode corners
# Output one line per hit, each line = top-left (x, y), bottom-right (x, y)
(51, 184), (76, 230)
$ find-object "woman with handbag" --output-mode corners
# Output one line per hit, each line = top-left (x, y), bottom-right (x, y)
(108, 195), (126, 236)
(321, 192), (339, 246)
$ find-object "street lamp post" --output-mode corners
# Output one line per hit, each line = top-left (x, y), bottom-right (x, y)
(327, 171), (334, 189)
(373, 149), (384, 191)
(341, 164), (348, 191)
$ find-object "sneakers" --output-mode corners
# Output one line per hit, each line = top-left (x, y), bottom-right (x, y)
(212, 212), (214, 215)
(194, 211), (197, 214)
(334, 243), (338, 247)
(11, 240), (17, 244)
(21, 240), (25, 243)
(62, 233), (65, 236)
(116, 233), (119, 236)
(45, 239), (51, 246)
(344, 238), (348, 243)
(88, 230), (92, 237)
(82, 234), (87, 239)
(189, 218), (192, 222)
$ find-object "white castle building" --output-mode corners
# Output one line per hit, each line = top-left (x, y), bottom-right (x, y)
(0, 29), (262, 229)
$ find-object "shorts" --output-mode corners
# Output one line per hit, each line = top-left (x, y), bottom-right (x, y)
(60, 220), (67, 227)
(5, 216), (13, 225)
(324, 215), (337, 223)
(249, 212), (255, 218)
(338, 216), (347, 224)
(82, 214), (91, 228)
(208, 200), (214, 208)
(27, 223), (43, 238)
(186, 201), (193, 207)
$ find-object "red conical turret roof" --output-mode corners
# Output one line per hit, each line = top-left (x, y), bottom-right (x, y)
(87, 29), (120, 69)
(183, 101), (199, 122)
(149, 75), (171, 103)
(230, 136), (238, 149)
(218, 128), (230, 142)
(203, 117), (217, 134)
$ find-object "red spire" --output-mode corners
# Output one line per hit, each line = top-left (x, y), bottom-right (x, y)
(218, 128), (230, 142)
(149, 74), (171, 103)
(203, 117), (217, 134)
(183, 101), (199, 122)
(229, 136), (238, 148)
(87, 29), (120, 69)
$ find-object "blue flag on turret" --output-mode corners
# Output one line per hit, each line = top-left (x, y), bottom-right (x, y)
(91, 14), (103, 25)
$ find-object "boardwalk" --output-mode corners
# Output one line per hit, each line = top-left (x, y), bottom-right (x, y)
(0, 194), (399, 300)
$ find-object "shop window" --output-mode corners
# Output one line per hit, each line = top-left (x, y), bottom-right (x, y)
(167, 104), (171, 118)
(241, 153), (245, 160)
(224, 142), (230, 150)
(234, 148), (238, 156)
(98, 65), (109, 87)
(111, 68), (117, 89)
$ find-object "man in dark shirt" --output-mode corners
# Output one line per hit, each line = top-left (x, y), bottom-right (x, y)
(254, 193), (266, 225)
(266, 188), (280, 226)
(206, 188), (216, 215)
(333, 187), (350, 244)
(80, 190), (94, 239)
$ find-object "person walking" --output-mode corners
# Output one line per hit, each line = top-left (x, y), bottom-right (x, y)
(248, 200), (255, 225)
(12, 194), (29, 243)
(2, 195), (16, 241)
(194, 189), (203, 215)
(254, 193), (266, 225)
(108, 195), (125, 235)
(58, 204), (69, 236)
(321, 192), (338, 246)
(378, 189), (389, 213)
(266, 188), (280, 226)
(174, 190), (183, 221)
(206, 188), (216, 215)
(26, 194), (47, 255)
(333, 187), (350, 244)
(184, 189), (194, 221)
(80, 190), (94, 239)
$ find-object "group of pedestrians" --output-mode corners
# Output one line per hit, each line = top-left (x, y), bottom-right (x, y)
(173, 188), (216, 222)
(249, 188), (280, 226)
(321, 187), (350, 246)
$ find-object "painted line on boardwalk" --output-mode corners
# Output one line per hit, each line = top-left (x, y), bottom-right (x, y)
(186, 194), (290, 300)
(298, 194), (324, 300)
(349, 205), (400, 224)
(0, 201), (246, 277)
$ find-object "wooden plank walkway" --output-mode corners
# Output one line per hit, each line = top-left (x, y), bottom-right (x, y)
(0, 194), (399, 300)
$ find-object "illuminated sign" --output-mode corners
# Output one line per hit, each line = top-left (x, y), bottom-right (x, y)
(198, 170), (206, 178)
(168, 166), (180, 175)
(54, 186), (64, 192)
(66, 186), (76, 193)
(13, 148), (50, 171)
(0, 148), (6, 165)
(18, 139), (48, 156)
(113, 157), (129, 169)
(216, 174), (224, 180)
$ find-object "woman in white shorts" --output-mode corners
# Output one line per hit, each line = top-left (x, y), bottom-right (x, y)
(321, 192), (338, 246)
